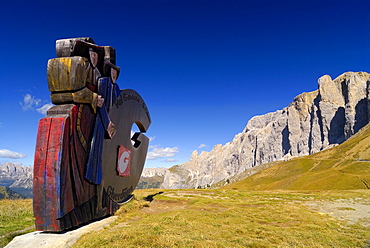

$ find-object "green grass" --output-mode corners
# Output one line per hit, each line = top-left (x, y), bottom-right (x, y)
(2, 190), (369, 247)
(72, 189), (370, 248)
(0, 199), (35, 247)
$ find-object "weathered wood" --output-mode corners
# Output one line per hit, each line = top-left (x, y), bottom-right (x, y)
(34, 37), (151, 232)
(72, 87), (97, 105)
(99, 89), (151, 209)
(58, 104), (96, 230)
(56, 37), (95, 58)
(33, 114), (70, 231)
(33, 118), (49, 229)
(50, 92), (74, 104)
(47, 57), (88, 92)
(45, 104), (74, 116)
(55, 38), (106, 73)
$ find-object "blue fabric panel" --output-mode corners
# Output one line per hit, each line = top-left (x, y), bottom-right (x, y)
(99, 107), (110, 131)
(85, 118), (104, 184)
(98, 77), (108, 98)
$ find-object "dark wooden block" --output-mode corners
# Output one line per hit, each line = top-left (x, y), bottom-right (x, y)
(50, 92), (73, 104)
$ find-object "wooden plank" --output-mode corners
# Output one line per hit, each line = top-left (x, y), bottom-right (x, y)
(46, 104), (74, 116)
(34, 115), (69, 231)
(33, 117), (51, 230)
(44, 117), (67, 231)
(50, 92), (73, 104)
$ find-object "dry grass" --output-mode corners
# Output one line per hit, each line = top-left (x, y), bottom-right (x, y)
(0, 199), (35, 247)
(73, 189), (370, 248)
(7, 126), (370, 247)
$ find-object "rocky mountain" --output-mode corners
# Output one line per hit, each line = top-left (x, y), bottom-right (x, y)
(222, 119), (370, 190)
(137, 167), (167, 189)
(162, 71), (370, 189)
(0, 162), (167, 195)
(141, 167), (167, 178)
(0, 163), (33, 198)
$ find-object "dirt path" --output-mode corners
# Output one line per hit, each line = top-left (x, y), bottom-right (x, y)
(303, 198), (370, 227)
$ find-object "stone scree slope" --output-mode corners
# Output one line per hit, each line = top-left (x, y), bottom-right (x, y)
(162, 72), (370, 189)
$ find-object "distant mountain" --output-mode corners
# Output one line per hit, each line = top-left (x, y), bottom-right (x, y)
(161, 71), (370, 189)
(0, 163), (33, 198)
(0, 162), (167, 195)
(0, 185), (27, 200)
(137, 167), (166, 189)
(222, 120), (370, 190)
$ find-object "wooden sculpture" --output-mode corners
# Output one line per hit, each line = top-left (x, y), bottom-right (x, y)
(33, 37), (151, 232)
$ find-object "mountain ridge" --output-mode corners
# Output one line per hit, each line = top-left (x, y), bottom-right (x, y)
(0, 163), (33, 198)
(161, 71), (370, 189)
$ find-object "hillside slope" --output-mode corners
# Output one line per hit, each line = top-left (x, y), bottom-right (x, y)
(222, 122), (370, 190)
(0, 186), (27, 200)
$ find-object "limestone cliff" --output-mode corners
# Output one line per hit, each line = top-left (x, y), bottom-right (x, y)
(162, 72), (370, 189)
(137, 167), (167, 189)
(0, 163), (33, 197)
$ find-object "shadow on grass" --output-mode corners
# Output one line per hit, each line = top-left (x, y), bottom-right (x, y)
(143, 192), (164, 202)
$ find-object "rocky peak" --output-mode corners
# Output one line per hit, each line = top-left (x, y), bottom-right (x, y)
(190, 150), (199, 161)
(0, 162), (33, 197)
(162, 71), (370, 189)
(141, 167), (167, 178)
(0, 162), (32, 178)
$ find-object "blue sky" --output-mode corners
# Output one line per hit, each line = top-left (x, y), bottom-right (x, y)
(1, 0), (370, 168)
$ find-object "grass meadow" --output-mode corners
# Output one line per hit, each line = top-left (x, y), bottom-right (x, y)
(0, 189), (369, 247)
(72, 189), (370, 248)
(0, 199), (34, 247)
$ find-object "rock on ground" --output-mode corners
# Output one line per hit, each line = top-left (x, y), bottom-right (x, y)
(5, 216), (117, 248)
